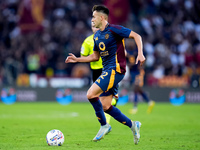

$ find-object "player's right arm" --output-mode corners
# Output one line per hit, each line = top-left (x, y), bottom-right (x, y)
(65, 51), (100, 63)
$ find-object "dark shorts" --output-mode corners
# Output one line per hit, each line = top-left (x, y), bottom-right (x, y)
(95, 69), (124, 97)
(92, 69), (102, 82)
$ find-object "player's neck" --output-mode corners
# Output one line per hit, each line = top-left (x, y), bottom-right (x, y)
(99, 20), (108, 31)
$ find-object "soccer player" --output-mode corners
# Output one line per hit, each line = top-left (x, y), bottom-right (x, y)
(65, 5), (145, 144)
(128, 55), (155, 114)
(80, 23), (118, 124)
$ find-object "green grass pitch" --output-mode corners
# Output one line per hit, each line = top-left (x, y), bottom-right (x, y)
(0, 102), (200, 150)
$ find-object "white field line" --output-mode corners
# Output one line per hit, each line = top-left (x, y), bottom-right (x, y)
(0, 112), (79, 119)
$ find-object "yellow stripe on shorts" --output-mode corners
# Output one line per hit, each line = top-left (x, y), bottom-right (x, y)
(107, 69), (115, 91)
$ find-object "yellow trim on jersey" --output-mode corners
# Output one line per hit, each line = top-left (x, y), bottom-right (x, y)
(107, 69), (115, 91)
(115, 39), (125, 73)
(115, 54), (121, 73)
(80, 34), (103, 70)
(122, 39), (125, 48)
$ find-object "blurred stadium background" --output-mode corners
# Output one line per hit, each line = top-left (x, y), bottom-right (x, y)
(0, 0), (200, 103)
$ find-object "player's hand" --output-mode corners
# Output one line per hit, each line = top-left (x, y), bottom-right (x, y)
(65, 53), (77, 63)
(135, 54), (145, 66)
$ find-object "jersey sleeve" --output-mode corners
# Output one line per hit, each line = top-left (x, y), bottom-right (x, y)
(80, 39), (90, 56)
(109, 24), (131, 38)
(93, 38), (98, 52)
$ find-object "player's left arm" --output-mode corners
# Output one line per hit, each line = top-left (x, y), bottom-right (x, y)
(129, 31), (145, 66)
(109, 25), (145, 66)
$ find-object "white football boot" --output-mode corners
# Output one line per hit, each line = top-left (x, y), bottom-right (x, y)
(93, 123), (112, 141)
(131, 121), (142, 145)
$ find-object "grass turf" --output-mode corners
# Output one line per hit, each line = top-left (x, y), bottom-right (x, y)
(0, 102), (200, 150)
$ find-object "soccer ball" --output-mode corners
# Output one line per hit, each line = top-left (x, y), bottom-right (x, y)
(46, 129), (64, 146)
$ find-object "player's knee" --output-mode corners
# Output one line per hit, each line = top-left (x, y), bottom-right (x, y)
(102, 104), (110, 111)
(86, 91), (94, 99)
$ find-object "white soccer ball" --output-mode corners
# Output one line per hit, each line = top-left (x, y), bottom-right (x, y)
(46, 129), (64, 146)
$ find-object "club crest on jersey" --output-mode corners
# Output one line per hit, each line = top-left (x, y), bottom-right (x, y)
(99, 42), (106, 51)
(95, 37), (98, 41)
(105, 34), (109, 39)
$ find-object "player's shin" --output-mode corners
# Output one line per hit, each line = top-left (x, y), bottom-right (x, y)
(105, 105), (132, 128)
(89, 97), (107, 126)
(141, 92), (150, 102)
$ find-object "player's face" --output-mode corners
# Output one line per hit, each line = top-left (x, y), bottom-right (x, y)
(91, 11), (102, 28)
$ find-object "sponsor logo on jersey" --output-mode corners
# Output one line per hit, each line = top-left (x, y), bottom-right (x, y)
(99, 42), (106, 51)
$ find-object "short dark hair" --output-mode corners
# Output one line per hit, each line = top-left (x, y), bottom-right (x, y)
(92, 5), (109, 16)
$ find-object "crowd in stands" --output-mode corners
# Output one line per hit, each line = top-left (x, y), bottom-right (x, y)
(0, 0), (199, 88)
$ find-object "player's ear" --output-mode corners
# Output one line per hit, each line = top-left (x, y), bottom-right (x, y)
(104, 15), (108, 21)
(102, 14), (106, 21)
(102, 14), (107, 21)
(100, 15), (103, 21)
